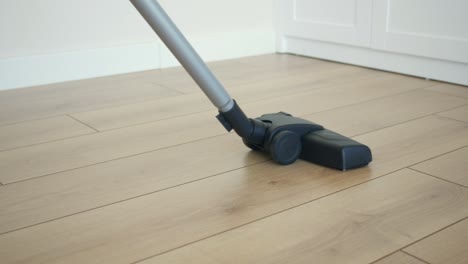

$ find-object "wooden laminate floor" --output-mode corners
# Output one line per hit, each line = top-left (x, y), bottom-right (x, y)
(0, 54), (467, 264)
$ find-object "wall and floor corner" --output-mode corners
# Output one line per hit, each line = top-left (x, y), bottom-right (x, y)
(0, 0), (276, 91)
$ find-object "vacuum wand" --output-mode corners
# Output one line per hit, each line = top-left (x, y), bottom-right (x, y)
(130, 0), (234, 112)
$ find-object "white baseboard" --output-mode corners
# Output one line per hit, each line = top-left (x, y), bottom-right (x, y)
(0, 42), (160, 91)
(284, 36), (468, 86)
(0, 29), (276, 91)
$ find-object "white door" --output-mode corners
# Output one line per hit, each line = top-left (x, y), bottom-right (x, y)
(372, 0), (468, 63)
(278, 0), (373, 47)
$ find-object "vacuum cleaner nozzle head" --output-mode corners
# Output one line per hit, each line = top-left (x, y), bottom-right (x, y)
(218, 109), (372, 170)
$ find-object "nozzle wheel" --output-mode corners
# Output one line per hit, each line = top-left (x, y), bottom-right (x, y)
(270, 131), (301, 165)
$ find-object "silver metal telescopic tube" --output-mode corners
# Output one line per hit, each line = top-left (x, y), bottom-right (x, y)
(130, 0), (234, 112)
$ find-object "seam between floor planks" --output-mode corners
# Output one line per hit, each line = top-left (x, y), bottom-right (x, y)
(0, 88), (181, 129)
(400, 216), (468, 260)
(409, 167), (468, 189)
(436, 114), (468, 124)
(66, 114), (100, 132)
(369, 217), (468, 264)
(0, 131), (97, 154)
(0, 132), (233, 186)
(400, 252), (432, 264)
(370, 251), (431, 264)
(0, 159), (271, 236)
(0, 85), (182, 128)
(342, 104), (468, 138)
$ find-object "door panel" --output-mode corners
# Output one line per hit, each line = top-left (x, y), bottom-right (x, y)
(372, 0), (468, 63)
(280, 0), (373, 47)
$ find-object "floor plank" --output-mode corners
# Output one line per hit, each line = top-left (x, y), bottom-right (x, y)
(1, 116), (467, 263)
(404, 219), (468, 264)
(373, 252), (427, 264)
(0, 115), (96, 151)
(0, 134), (267, 234)
(437, 105), (468, 123)
(0, 73), (430, 183)
(425, 82), (468, 99)
(303, 89), (467, 137)
(139, 169), (468, 264)
(0, 79), (179, 126)
(411, 146), (468, 187)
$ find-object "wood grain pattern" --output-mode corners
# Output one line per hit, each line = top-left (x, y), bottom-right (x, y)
(0, 116), (467, 263)
(140, 169), (468, 264)
(0, 115), (96, 151)
(373, 252), (426, 264)
(437, 105), (468, 123)
(404, 219), (468, 264)
(412, 146), (468, 187)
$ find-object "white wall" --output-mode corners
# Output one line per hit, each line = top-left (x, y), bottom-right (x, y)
(0, 0), (275, 90)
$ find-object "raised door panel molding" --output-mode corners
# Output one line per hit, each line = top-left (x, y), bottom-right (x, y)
(372, 0), (468, 63)
(280, 0), (373, 47)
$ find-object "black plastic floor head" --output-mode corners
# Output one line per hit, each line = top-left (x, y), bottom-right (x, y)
(216, 102), (372, 170)
(242, 112), (372, 170)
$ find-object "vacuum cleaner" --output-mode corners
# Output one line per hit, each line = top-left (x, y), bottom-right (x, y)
(130, 0), (372, 170)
